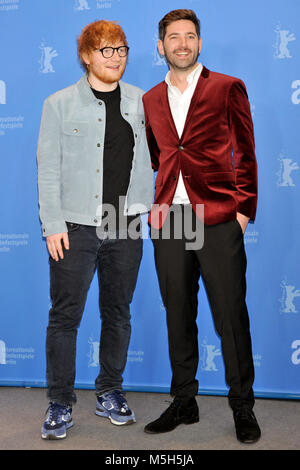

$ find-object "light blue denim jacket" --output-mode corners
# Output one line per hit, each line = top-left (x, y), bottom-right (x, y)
(37, 74), (154, 237)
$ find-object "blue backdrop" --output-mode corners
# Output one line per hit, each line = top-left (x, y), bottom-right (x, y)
(0, 0), (299, 400)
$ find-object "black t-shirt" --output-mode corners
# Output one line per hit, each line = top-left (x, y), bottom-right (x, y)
(91, 85), (138, 231)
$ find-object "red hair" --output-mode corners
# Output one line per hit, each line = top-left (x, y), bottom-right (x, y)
(77, 20), (128, 70)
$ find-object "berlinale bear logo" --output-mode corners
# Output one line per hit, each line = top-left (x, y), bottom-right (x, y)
(274, 25), (296, 59)
(280, 280), (300, 313)
(277, 154), (299, 187)
(39, 42), (58, 74)
(74, 0), (90, 10)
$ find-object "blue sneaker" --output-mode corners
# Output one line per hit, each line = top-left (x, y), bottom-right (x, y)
(41, 402), (73, 439)
(95, 390), (136, 425)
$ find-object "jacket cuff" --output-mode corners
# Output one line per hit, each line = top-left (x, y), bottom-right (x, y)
(236, 199), (257, 222)
(41, 220), (68, 237)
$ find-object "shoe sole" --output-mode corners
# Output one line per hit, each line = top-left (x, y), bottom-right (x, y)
(95, 409), (136, 426)
(236, 434), (261, 444)
(41, 420), (74, 440)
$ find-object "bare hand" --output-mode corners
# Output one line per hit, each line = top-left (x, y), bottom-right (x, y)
(236, 212), (250, 234)
(46, 232), (69, 261)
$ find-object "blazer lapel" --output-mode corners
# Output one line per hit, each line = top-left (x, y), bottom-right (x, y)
(159, 66), (210, 142)
(160, 81), (180, 140)
(180, 66), (210, 142)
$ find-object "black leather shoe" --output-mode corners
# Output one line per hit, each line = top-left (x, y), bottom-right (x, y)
(233, 408), (261, 443)
(144, 397), (199, 434)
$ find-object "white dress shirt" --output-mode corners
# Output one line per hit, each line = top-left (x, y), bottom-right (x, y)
(165, 63), (203, 204)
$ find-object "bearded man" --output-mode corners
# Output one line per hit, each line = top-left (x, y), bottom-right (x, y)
(142, 9), (261, 444)
(37, 20), (153, 440)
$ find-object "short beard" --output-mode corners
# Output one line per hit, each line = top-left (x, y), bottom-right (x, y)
(99, 67), (125, 84)
(88, 62), (126, 85)
(164, 49), (199, 72)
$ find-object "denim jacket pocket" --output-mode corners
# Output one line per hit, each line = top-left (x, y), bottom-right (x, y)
(62, 121), (89, 154)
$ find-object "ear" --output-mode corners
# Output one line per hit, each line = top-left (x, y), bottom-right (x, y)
(81, 52), (90, 67)
(198, 38), (202, 54)
(157, 39), (165, 57)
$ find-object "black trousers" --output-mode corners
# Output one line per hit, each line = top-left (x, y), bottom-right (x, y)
(151, 207), (255, 410)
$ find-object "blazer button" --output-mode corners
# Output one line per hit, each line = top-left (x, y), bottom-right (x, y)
(178, 145), (184, 151)
(172, 176), (176, 181)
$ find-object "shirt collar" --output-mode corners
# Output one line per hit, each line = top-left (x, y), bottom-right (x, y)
(165, 62), (203, 89)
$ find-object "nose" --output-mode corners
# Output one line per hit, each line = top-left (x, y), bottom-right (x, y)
(178, 36), (188, 49)
(110, 49), (121, 61)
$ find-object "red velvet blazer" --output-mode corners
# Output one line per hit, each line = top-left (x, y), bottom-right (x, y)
(142, 66), (258, 229)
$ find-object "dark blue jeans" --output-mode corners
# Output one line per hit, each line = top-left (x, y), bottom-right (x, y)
(46, 223), (143, 405)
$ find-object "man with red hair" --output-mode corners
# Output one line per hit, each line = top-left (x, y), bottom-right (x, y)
(37, 20), (153, 439)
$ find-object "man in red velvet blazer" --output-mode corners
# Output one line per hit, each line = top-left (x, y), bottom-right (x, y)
(143, 9), (261, 444)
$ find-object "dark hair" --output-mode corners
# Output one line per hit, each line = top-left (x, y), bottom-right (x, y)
(158, 9), (201, 41)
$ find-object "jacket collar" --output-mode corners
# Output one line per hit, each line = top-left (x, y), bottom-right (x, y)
(77, 74), (96, 106)
(76, 74), (133, 106)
